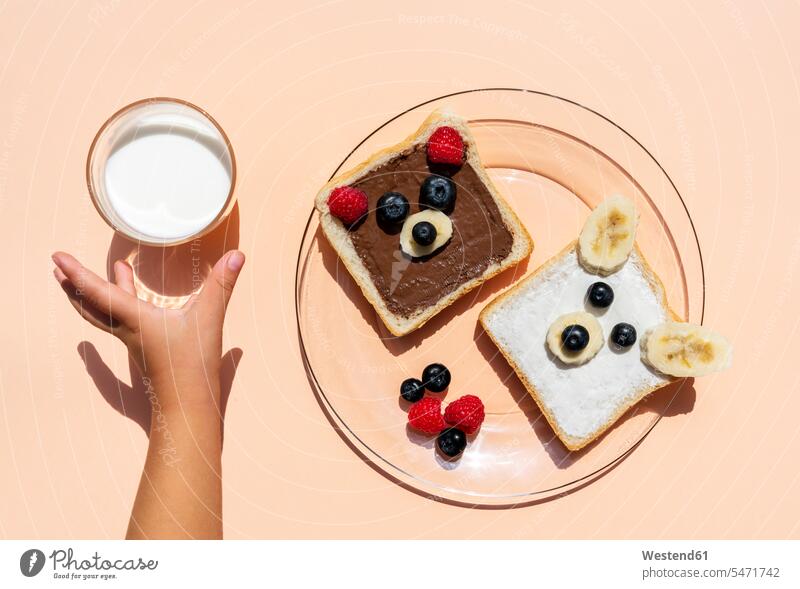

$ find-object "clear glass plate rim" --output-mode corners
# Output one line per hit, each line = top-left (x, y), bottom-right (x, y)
(294, 87), (706, 506)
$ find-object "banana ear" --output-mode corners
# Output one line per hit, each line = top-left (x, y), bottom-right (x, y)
(641, 322), (733, 377)
(578, 195), (639, 275)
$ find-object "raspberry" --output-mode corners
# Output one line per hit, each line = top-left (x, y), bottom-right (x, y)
(444, 395), (485, 434)
(407, 397), (445, 435)
(328, 185), (368, 225)
(426, 126), (464, 166)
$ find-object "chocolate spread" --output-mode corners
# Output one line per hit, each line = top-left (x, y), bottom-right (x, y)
(349, 145), (514, 317)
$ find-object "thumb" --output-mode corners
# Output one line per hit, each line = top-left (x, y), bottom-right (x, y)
(196, 250), (245, 314)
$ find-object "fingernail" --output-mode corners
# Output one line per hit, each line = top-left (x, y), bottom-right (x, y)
(51, 253), (62, 266)
(226, 251), (245, 272)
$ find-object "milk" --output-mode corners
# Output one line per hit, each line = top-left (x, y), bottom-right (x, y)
(103, 118), (232, 241)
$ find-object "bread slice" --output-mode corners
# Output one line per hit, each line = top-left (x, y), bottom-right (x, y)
(315, 110), (532, 336)
(479, 241), (680, 451)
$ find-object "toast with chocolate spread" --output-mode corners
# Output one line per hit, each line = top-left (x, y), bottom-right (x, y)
(314, 110), (533, 336)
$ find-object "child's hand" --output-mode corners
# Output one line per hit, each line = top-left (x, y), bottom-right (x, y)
(52, 250), (245, 410)
(52, 249), (245, 539)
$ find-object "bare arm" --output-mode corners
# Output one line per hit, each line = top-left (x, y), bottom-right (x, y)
(52, 250), (245, 539)
(126, 373), (223, 539)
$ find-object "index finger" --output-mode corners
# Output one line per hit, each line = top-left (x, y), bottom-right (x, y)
(52, 251), (139, 326)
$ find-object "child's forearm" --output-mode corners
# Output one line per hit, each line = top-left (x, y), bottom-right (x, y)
(52, 250), (244, 540)
(126, 373), (223, 540)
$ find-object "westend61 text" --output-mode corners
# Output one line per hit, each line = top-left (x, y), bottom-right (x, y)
(642, 550), (708, 561)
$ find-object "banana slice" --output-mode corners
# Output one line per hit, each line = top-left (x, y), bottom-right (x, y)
(399, 209), (453, 258)
(642, 322), (732, 377)
(578, 195), (639, 275)
(546, 311), (604, 365)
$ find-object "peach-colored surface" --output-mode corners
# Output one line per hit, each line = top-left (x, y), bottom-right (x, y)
(0, 0), (797, 539)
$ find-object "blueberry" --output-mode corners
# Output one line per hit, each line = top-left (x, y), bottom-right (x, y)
(399, 377), (425, 403)
(376, 191), (409, 226)
(587, 282), (614, 308)
(412, 221), (437, 246)
(437, 427), (467, 457)
(420, 175), (456, 212)
(610, 323), (637, 348)
(422, 363), (450, 392)
(561, 324), (590, 351)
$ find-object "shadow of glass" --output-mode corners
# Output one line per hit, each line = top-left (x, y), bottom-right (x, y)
(105, 203), (240, 308)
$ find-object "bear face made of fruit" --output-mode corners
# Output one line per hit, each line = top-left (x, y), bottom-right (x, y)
(316, 111), (532, 337)
(327, 126), (463, 260)
(543, 195), (732, 376)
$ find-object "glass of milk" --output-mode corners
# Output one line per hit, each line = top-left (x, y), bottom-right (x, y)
(87, 97), (236, 246)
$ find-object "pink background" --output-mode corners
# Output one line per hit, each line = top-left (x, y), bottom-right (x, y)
(0, 0), (798, 538)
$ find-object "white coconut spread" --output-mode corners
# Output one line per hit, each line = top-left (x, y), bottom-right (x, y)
(482, 246), (671, 442)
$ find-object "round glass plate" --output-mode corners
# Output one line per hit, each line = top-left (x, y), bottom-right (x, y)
(296, 89), (703, 506)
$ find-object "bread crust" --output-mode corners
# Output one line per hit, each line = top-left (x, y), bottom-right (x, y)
(479, 240), (681, 451)
(315, 110), (533, 336)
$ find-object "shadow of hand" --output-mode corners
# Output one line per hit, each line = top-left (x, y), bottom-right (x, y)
(77, 341), (243, 442)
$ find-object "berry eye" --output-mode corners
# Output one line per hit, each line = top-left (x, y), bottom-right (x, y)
(420, 175), (456, 213)
(376, 191), (410, 227)
(610, 323), (637, 348)
(586, 281), (614, 308)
